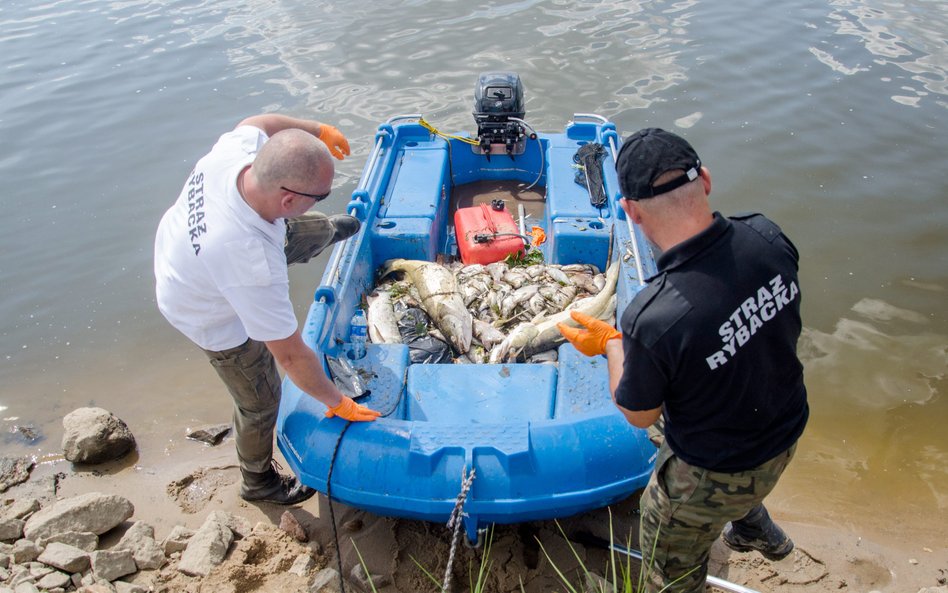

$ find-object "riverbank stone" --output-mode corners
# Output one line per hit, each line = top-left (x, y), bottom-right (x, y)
(23, 492), (134, 541)
(36, 541), (89, 573)
(115, 521), (165, 570)
(177, 514), (233, 577)
(0, 458), (34, 493)
(90, 549), (136, 582)
(61, 407), (136, 464)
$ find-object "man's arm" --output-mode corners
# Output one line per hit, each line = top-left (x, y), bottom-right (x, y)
(237, 114), (350, 159)
(265, 330), (343, 408)
(265, 330), (379, 421)
(238, 114), (324, 137)
(604, 338), (663, 428)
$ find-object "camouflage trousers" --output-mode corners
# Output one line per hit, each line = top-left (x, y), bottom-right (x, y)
(201, 212), (355, 473)
(639, 428), (797, 593)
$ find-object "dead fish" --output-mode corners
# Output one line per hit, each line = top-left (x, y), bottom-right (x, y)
(489, 322), (539, 363)
(501, 284), (539, 319)
(592, 273), (607, 293)
(527, 350), (558, 364)
(544, 266), (571, 286)
(493, 259), (621, 361)
(366, 290), (402, 344)
(381, 259), (473, 354)
(567, 271), (600, 295)
(539, 284), (578, 310)
(561, 263), (600, 275)
(473, 319), (506, 350)
(502, 268), (530, 289)
(527, 292), (548, 316)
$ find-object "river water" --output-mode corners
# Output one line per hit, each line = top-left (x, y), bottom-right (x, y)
(1, 0), (945, 548)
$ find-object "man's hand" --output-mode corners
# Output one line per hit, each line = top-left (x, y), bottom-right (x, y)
(557, 310), (621, 357)
(318, 124), (350, 160)
(325, 396), (381, 421)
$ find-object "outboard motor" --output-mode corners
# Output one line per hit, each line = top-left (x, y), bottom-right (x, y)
(473, 71), (529, 158)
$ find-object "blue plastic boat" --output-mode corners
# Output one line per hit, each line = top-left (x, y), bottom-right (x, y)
(277, 74), (659, 542)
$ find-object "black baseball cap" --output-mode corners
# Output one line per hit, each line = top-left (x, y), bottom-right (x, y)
(616, 128), (702, 200)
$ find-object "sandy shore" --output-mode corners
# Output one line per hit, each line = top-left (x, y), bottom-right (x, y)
(6, 437), (946, 593)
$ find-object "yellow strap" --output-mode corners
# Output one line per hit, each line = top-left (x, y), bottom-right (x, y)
(419, 117), (480, 146)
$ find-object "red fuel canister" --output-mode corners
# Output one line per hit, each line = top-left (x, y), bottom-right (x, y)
(454, 202), (525, 265)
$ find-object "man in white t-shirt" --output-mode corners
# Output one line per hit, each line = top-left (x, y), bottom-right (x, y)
(155, 114), (380, 505)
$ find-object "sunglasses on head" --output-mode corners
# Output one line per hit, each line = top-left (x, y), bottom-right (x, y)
(281, 186), (331, 202)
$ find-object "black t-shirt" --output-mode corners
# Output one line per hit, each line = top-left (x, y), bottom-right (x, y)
(615, 212), (809, 471)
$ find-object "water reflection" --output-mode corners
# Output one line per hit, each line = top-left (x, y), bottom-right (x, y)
(801, 298), (946, 409)
(819, 0), (948, 107)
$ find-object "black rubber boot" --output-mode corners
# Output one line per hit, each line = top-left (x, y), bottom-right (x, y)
(239, 467), (316, 505)
(722, 504), (794, 561)
(328, 214), (360, 244)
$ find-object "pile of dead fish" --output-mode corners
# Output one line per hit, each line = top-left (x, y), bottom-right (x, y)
(366, 258), (618, 364)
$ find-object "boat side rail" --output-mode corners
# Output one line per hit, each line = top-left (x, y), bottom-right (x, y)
(322, 117), (427, 298)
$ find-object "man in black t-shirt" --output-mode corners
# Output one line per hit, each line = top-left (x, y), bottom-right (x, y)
(559, 128), (808, 593)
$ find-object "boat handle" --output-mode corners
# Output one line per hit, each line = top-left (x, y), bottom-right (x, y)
(571, 112), (609, 125)
(385, 113), (424, 125)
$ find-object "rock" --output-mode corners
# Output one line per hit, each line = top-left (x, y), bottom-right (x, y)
(350, 563), (391, 590)
(7, 425), (42, 446)
(7, 564), (30, 586)
(36, 570), (71, 590)
(90, 549), (136, 582)
(37, 542), (89, 573)
(115, 522), (165, 570)
(28, 563), (52, 578)
(76, 584), (115, 593)
(23, 493), (134, 541)
(279, 511), (308, 542)
(160, 525), (194, 556)
(0, 457), (35, 493)
(114, 583), (147, 593)
(177, 514), (233, 577)
(289, 553), (315, 577)
(206, 511), (252, 540)
(310, 567), (342, 593)
(38, 531), (98, 553)
(11, 539), (42, 564)
(917, 588), (948, 593)
(2, 499), (40, 521)
(61, 408), (136, 464)
(185, 424), (231, 446)
(0, 519), (24, 542)
(12, 583), (40, 593)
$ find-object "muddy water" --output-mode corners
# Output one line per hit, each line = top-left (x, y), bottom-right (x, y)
(1, 0), (945, 550)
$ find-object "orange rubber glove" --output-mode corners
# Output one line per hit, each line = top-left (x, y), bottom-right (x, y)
(325, 396), (381, 421)
(557, 310), (621, 357)
(318, 124), (351, 160)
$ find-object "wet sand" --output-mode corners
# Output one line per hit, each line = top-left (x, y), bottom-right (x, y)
(6, 434), (946, 593)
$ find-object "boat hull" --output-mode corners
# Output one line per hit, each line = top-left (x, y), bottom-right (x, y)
(276, 115), (659, 540)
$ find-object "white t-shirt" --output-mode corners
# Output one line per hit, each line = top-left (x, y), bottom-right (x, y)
(154, 126), (298, 351)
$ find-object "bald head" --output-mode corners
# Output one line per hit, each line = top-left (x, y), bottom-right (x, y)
(252, 128), (334, 194)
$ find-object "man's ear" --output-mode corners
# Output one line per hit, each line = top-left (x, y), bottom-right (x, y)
(279, 192), (296, 212)
(700, 166), (712, 195)
(620, 197), (642, 224)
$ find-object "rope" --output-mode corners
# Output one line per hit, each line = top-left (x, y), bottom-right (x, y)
(326, 385), (405, 593)
(442, 467), (476, 593)
(419, 117), (480, 146)
(327, 421), (353, 593)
